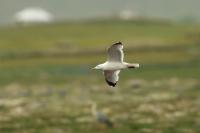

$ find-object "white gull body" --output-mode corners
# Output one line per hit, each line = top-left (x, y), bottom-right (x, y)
(93, 42), (139, 87)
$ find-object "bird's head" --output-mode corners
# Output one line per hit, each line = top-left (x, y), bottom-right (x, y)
(92, 64), (103, 70)
(86, 101), (97, 115)
(87, 101), (97, 108)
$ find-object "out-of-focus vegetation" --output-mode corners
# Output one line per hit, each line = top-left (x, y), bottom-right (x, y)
(0, 20), (200, 133)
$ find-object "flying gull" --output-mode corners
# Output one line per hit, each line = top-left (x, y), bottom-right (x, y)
(93, 42), (139, 87)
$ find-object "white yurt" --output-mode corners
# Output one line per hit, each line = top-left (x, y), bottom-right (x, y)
(14, 7), (53, 25)
(119, 9), (140, 20)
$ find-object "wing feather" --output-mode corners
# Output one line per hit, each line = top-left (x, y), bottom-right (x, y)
(107, 42), (124, 62)
(104, 70), (120, 87)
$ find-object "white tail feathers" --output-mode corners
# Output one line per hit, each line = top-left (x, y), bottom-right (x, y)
(127, 63), (139, 68)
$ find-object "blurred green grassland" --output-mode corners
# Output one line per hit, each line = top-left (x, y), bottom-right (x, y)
(0, 20), (200, 133)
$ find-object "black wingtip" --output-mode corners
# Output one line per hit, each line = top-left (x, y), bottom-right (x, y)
(105, 79), (117, 87)
(114, 42), (122, 45)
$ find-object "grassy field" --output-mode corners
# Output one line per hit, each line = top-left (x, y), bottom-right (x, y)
(0, 20), (200, 133)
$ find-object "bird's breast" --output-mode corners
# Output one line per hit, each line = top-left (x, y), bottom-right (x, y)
(103, 62), (125, 70)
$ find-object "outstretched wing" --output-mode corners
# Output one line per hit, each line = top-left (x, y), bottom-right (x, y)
(107, 42), (124, 62)
(104, 70), (120, 87)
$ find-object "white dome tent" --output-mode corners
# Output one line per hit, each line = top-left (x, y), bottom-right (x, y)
(119, 9), (140, 20)
(14, 7), (53, 25)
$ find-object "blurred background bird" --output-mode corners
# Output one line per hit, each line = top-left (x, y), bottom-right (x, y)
(88, 101), (114, 128)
